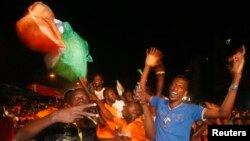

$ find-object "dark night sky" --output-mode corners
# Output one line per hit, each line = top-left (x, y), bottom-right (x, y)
(1, 1), (250, 107)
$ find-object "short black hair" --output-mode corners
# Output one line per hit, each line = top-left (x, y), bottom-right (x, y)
(174, 74), (190, 88)
(175, 74), (189, 82)
(64, 88), (89, 103)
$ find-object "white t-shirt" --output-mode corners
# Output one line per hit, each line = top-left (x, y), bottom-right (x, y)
(94, 88), (105, 100)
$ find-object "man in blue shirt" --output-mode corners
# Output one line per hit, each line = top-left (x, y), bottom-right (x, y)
(137, 47), (245, 141)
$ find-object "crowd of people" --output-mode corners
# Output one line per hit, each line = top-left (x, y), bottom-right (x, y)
(0, 47), (248, 141)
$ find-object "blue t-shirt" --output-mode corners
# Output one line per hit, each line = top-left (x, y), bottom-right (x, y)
(151, 96), (204, 141)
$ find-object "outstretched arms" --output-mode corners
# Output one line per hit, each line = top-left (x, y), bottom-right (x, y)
(204, 46), (246, 119)
(153, 61), (165, 97)
(15, 103), (96, 141)
(136, 47), (163, 140)
(139, 47), (163, 102)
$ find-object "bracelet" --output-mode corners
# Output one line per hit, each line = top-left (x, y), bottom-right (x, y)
(229, 84), (238, 91)
(155, 71), (165, 75)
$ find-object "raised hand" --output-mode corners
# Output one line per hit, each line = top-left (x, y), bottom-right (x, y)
(153, 61), (165, 72)
(145, 47), (163, 67)
(228, 45), (246, 76)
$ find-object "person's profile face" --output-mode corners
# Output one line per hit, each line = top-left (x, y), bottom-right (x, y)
(122, 104), (130, 120)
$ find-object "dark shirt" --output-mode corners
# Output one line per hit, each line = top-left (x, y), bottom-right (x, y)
(35, 117), (98, 141)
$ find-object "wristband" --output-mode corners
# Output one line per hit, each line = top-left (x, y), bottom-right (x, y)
(229, 84), (238, 91)
(156, 71), (165, 75)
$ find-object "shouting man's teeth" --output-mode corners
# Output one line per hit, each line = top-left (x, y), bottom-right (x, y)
(171, 92), (177, 95)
